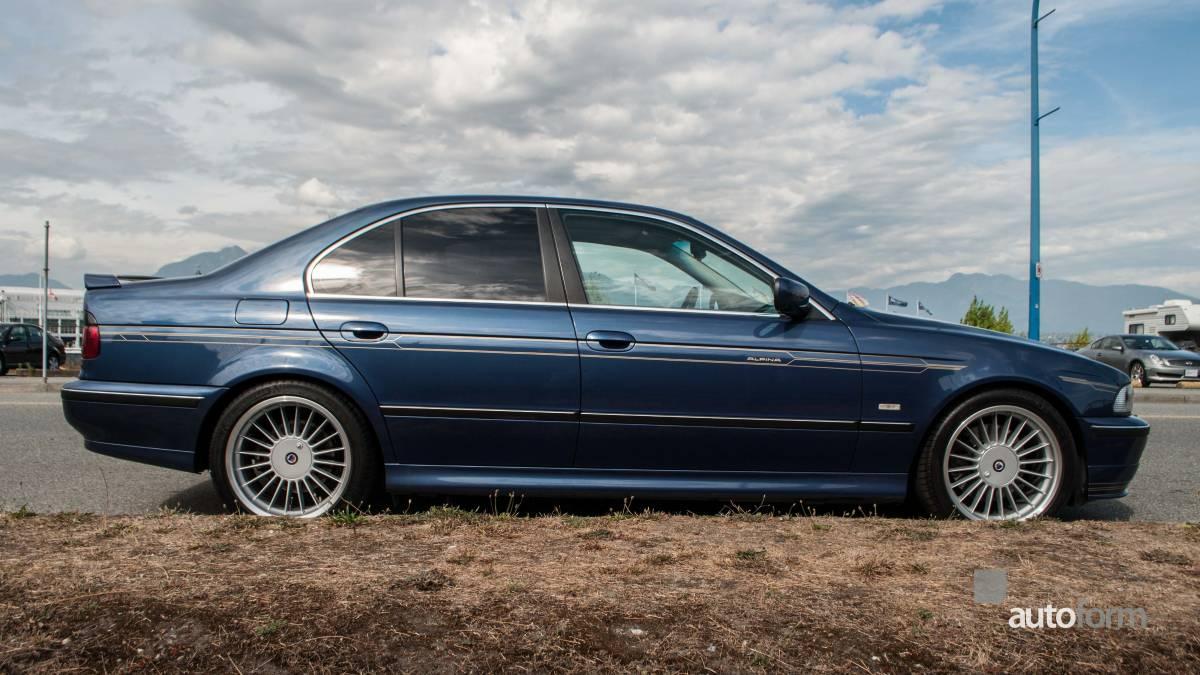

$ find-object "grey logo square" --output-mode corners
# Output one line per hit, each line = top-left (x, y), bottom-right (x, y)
(974, 569), (1007, 604)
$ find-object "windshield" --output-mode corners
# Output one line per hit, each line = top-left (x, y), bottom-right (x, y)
(1122, 336), (1178, 350)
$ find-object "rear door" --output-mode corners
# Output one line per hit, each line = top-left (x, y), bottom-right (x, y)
(307, 205), (580, 468)
(550, 207), (862, 473)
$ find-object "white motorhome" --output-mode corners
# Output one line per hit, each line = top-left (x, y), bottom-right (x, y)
(1123, 299), (1200, 350)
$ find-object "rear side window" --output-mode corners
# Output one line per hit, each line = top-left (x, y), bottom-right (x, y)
(402, 207), (545, 301)
(311, 223), (398, 296)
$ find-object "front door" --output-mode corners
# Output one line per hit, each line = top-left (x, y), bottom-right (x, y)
(307, 205), (579, 468)
(551, 208), (862, 473)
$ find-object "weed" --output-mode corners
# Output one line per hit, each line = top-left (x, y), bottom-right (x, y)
(852, 557), (895, 578)
(329, 509), (367, 528)
(906, 562), (930, 575)
(736, 548), (767, 561)
(256, 619), (287, 638)
(918, 608), (934, 622)
(581, 528), (614, 540)
(10, 504), (36, 519)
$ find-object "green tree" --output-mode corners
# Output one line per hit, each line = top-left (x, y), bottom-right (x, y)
(1066, 327), (1093, 350)
(960, 296), (1015, 334)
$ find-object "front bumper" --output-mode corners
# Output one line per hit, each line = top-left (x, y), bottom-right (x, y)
(1147, 364), (1200, 384)
(1081, 415), (1150, 500)
(61, 380), (225, 472)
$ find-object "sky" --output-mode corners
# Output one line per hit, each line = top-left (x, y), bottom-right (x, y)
(1, 0), (1198, 297)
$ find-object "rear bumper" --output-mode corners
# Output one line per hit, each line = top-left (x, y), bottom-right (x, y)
(61, 380), (225, 472)
(1081, 416), (1150, 500)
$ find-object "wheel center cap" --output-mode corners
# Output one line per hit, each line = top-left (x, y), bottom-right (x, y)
(980, 446), (1018, 487)
(270, 438), (312, 480)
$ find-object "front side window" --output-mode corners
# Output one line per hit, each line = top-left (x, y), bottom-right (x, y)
(311, 223), (398, 297)
(402, 207), (545, 301)
(560, 211), (774, 313)
(6, 326), (27, 344)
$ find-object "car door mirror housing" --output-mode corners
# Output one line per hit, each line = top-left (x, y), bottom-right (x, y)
(1115, 345), (1124, 353)
(773, 277), (811, 320)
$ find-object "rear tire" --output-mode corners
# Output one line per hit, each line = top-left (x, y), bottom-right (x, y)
(0, 355), (7, 376)
(209, 380), (380, 517)
(914, 389), (1076, 520)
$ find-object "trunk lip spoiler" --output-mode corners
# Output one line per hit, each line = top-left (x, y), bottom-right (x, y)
(83, 274), (162, 290)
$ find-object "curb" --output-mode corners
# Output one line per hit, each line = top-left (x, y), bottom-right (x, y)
(0, 382), (64, 393)
(1137, 392), (1200, 404)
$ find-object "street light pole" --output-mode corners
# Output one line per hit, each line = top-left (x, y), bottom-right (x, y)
(42, 221), (49, 384)
(1029, 1), (1058, 341)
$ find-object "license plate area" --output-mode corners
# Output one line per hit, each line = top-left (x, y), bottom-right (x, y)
(1186, 368), (1198, 378)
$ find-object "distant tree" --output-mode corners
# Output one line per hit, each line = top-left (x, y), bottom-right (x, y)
(961, 296), (1015, 334)
(1066, 327), (1093, 350)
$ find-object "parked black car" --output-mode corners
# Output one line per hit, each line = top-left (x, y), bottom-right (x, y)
(0, 323), (67, 375)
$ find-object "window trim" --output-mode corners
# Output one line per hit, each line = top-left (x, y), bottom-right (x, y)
(548, 205), (834, 320)
(304, 201), (833, 319)
(306, 203), (561, 305)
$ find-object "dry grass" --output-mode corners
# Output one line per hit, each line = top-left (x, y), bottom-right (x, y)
(1, 511), (1199, 673)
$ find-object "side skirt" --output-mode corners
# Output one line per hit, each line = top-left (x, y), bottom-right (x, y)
(385, 464), (908, 503)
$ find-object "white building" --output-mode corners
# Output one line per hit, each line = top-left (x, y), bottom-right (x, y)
(0, 286), (85, 343)
(1123, 299), (1200, 350)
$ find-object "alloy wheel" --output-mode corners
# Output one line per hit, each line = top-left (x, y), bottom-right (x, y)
(942, 405), (1062, 520)
(225, 395), (352, 517)
(1130, 363), (1145, 387)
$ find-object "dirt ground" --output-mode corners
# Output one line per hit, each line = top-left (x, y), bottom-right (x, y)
(2, 509), (1198, 673)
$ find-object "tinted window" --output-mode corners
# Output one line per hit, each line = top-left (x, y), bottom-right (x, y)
(5, 326), (24, 344)
(561, 211), (774, 313)
(1165, 314), (1177, 325)
(311, 223), (398, 296)
(27, 327), (41, 341)
(1123, 335), (1177, 350)
(402, 208), (545, 301)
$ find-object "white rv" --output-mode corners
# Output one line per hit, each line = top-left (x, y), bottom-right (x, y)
(1123, 299), (1200, 350)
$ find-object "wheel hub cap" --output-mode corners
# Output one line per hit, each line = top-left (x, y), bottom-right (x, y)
(271, 438), (312, 480)
(979, 446), (1018, 487)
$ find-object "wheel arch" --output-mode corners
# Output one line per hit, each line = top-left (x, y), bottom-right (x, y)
(908, 377), (1088, 504)
(192, 369), (390, 473)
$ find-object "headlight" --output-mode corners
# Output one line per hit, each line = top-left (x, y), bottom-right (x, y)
(1113, 384), (1134, 415)
(1148, 354), (1163, 366)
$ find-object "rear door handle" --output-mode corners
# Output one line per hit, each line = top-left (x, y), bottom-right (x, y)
(585, 330), (635, 352)
(340, 321), (388, 342)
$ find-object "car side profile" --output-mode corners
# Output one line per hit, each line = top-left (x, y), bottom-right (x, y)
(1, 323), (66, 375)
(1078, 334), (1200, 387)
(61, 196), (1149, 520)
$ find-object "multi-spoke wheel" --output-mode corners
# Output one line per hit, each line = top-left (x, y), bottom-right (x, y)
(915, 390), (1076, 521)
(209, 381), (378, 517)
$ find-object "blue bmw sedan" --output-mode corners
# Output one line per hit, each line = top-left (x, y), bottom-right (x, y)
(61, 196), (1149, 520)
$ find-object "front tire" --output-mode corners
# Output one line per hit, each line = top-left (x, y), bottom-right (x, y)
(209, 380), (379, 517)
(1129, 362), (1147, 388)
(47, 354), (61, 372)
(914, 389), (1076, 521)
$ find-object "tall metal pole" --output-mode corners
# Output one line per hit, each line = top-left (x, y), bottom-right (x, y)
(42, 221), (49, 383)
(1030, 1), (1058, 341)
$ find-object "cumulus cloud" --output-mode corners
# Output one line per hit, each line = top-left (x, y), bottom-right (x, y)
(0, 0), (1195, 297)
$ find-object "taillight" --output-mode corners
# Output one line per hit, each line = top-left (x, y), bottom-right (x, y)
(82, 324), (101, 359)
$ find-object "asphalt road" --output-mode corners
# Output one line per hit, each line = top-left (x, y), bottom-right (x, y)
(1, 389), (1196, 521)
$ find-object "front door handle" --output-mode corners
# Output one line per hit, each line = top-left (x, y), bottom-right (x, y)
(340, 321), (388, 342)
(585, 330), (635, 352)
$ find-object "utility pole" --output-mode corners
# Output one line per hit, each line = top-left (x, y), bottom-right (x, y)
(42, 221), (49, 384)
(1029, 1), (1059, 341)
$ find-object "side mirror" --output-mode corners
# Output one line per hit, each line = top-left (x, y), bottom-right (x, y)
(1115, 345), (1125, 353)
(773, 277), (811, 320)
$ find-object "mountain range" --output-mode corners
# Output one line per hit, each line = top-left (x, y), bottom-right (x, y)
(154, 245), (248, 278)
(835, 273), (1198, 335)
(0, 273), (71, 288)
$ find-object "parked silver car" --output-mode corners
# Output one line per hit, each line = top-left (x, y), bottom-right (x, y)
(1079, 334), (1200, 386)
